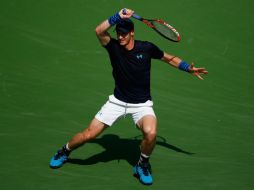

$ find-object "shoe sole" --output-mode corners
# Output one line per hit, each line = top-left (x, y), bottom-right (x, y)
(49, 159), (67, 169)
(49, 164), (63, 169)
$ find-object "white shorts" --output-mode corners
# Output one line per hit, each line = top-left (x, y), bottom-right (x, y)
(95, 95), (156, 126)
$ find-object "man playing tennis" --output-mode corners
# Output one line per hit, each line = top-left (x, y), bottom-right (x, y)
(49, 8), (208, 185)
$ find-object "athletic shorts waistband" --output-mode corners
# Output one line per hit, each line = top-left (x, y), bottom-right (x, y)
(109, 95), (153, 108)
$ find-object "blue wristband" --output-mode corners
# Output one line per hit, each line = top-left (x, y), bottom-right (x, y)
(178, 61), (190, 72)
(108, 12), (122, 26)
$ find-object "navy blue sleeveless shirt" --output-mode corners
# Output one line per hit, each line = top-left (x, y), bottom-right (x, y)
(104, 38), (164, 103)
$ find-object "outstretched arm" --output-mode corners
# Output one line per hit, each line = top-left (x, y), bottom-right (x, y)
(161, 52), (208, 80)
(95, 8), (134, 46)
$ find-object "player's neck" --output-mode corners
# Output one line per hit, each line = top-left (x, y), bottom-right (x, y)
(124, 38), (135, 51)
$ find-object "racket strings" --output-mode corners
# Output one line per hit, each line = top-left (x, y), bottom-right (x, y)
(151, 21), (180, 42)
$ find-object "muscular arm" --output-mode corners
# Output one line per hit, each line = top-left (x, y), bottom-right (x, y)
(95, 8), (134, 46)
(161, 52), (182, 68)
(95, 20), (112, 46)
(161, 52), (208, 80)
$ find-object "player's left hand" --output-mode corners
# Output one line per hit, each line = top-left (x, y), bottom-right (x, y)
(189, 63), (208, 80)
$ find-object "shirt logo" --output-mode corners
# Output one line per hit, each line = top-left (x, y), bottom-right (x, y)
(136, 54), (143, 59)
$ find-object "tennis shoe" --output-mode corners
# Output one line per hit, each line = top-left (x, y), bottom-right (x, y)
(49, 149), (68, 169)
(133, 163), (153, 185)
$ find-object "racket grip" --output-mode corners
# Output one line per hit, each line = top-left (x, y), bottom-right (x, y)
(132, 13), (142, 20)
(122, 8), (142, 20)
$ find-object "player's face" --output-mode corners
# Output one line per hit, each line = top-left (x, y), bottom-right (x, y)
(117, 31), (134, 46)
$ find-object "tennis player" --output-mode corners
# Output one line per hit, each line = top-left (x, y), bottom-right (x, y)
(49, 8), (208, 185)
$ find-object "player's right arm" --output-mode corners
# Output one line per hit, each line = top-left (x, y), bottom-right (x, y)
(95, 20), (111, 46)
(95, 8), (134, 46)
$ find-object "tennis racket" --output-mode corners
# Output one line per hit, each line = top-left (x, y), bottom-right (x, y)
(123, 9), (181, 42)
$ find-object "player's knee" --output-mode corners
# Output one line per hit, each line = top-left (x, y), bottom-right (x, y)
(144, 126), (157, 142)
(83, 131), (96, 141)
(148, 129), (157, 141)
(77, 130), (96, 143)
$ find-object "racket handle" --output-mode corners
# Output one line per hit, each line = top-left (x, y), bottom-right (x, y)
(122, 8), (142, 20)
(132, 13), (142, 20)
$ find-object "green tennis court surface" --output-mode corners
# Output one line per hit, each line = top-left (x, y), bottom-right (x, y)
(1, 0), (254, 189)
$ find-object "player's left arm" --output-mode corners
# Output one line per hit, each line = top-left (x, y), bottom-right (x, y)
(161, 52), (208, 80)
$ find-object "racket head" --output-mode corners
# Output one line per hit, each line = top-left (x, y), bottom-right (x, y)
(150, 19), (181, 42)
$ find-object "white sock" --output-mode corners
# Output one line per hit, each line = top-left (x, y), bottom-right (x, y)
(138, 152), (150, 165)
(66, 143), (71, 151)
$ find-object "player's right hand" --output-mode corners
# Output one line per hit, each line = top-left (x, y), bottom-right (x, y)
(119, 8), (134, 19)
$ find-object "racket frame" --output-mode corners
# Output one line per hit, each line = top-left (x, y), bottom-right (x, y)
(132, 13), (181, 42)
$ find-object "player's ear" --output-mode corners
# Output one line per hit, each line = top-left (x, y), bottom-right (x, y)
(130, 30), (134, 36)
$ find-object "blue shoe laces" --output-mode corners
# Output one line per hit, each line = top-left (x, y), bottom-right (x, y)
(139, 163), (151, 176)
(54, 150), (66, 160)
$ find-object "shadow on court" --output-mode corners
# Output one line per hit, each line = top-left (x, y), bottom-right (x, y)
(67, 134), (194, 166)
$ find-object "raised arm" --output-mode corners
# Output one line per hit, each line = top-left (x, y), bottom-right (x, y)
(161, 52), (208, 80)
(95, 8), (134, 46)
(95, 20), (111, 46)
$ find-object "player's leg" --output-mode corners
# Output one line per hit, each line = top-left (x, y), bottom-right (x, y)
(49, 118), (107, 169)
(67, 118), (107, 151)
(133, 114), (157, 185)
(49, 97), (125, 169)
(137, 115), (157, 156)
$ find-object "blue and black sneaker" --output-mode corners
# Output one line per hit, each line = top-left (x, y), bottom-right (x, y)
(49, 149), (68, 169)
(133, 163), (153, 185)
